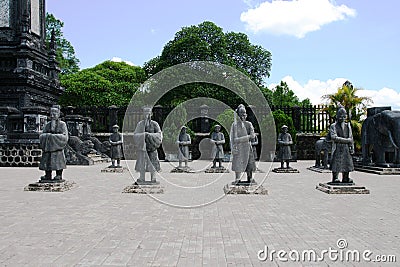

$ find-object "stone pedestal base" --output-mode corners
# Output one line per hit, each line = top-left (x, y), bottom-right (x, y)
(205, 167), (229, 173)
(24, 180), (76, 192)
(101, 166), (128, 173)
(224, 182), (268, 195)
(307, 166), (331, 173)
(122, 183), (164, 194)
(272, 167), (299, 173)
(171, 166), (195, 173)
(316, 182), (370, 194)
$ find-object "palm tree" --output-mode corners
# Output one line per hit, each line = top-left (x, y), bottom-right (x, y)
(322, 81), (372, 152)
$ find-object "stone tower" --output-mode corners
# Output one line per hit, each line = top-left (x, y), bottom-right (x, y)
(0, 0), (62, 109)
(0, 0), (63, 166)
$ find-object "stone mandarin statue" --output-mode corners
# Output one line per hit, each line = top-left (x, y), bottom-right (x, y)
(177, 126), (191, 168)
(211, 125), (225, 168)
(277, 125), (293, 169)
(39, 105), (69, 181)
(230, 104), (256, 184)
(133, 107), (162, 183)
(329, 104), (355, 184)
(109, 124), (123, 168)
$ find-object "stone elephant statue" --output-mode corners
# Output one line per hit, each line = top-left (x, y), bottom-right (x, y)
(362, 110), (400, 167)
(315, 137), (332, 169)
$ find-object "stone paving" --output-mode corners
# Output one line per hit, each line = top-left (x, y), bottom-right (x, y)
(0, 160), (399, 266)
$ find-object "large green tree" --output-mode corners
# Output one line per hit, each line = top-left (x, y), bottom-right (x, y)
(143, 21), (272, 107)
(45, 13), (80, 75)
(59, 61), (146, 107)
(144, 21), (271, 86)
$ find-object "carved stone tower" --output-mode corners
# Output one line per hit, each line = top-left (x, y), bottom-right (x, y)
(0, 0), (62, 109)
(0, 0), (63, 166)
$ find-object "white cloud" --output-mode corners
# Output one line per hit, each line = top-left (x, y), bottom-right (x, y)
(110, 57), (135, 66)
(241, 0), (356, 38)
(269, 76), (400, 110)
(358, 88), (400, 111)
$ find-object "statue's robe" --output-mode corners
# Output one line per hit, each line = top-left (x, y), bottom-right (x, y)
(39, 120), (69, 171)
(177, 133), (191, 161)
(211, 132), (225, 160)
(134, 120), (162, 172)
(109, 132), (123, 159)
(329, 122), (354, 172)
(230, 120), (256, 172)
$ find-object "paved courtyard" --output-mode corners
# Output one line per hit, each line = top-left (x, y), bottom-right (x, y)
(0, 160), (399, 266)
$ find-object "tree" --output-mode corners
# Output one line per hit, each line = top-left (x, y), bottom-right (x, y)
(143, 21), (272, 108)
(271, 81), (311, 107)
(59, 61), (146, 107)
(45, 13), (80, 75)
(322, 81), (372, 151)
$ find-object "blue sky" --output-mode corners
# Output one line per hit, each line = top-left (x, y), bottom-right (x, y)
(47, 0), (400, 109)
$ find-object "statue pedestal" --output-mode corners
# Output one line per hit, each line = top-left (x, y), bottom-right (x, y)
(171, 166), (195, 173)
(224, 181), (268, 195)
(307, 166), (331, 173)
(122, 181), (164, 194)
(316, 182), (370, 194)
(272, 167), (299, 173)
(24, 180), (76, 192)
(205, 166), (229, 173)
(101, 166), (128, 173)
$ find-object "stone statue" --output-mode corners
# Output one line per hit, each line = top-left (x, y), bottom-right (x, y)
(109, 124), (123, 168)
(277, 125), (293, 169)
(211, 125), (225, 168)
(329, 105), (354, 183)
(230, 104), (256, 184)
(134, 107), (162, 183)
(177, 126), (191, 168)
(39, 105), (69, 181)
(251, 134), (259, 161)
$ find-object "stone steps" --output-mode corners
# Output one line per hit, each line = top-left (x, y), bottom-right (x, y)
(354, 163), (400, 175)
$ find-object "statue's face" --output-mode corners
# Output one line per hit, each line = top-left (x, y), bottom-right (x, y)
(143, 108), (152, 119)
(50, 108), (60, 120)
(337, 110), (347, 123)
(181, 127), (186, 134)
(215, 126), (221, 133)
(282, 127), (288, 133)
(113, 127), (118, 133)
(238, 110), (247, 121)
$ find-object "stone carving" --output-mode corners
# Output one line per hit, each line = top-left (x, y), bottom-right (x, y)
(362, 108), (400, 167)
(0, 0), (10, 27)
(24, 116), (38, 132)
(177, 126), (190, 168)
(329, 105), (354, 184)
(38, 105), (68, 181)
(134, 107), (162, 183)
(314, 137), (332, 169)
(211, 125), (225, 168)
(230, 104), (256, 184)
(277, 125), (293, 169)
(109, 124), (123, 168)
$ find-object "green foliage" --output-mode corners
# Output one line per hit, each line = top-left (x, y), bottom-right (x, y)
(143, 21), (272, 108)
(272, 110), (296, 143)
(59, 61), (146, 107)
(271, 81), (311, 107)
(322, 81), (372, 152)
(45, 13), (80, 75)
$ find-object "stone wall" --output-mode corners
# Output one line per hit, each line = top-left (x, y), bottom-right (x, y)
(0, 143), (42, 167)
(295, 133), (321, 160)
